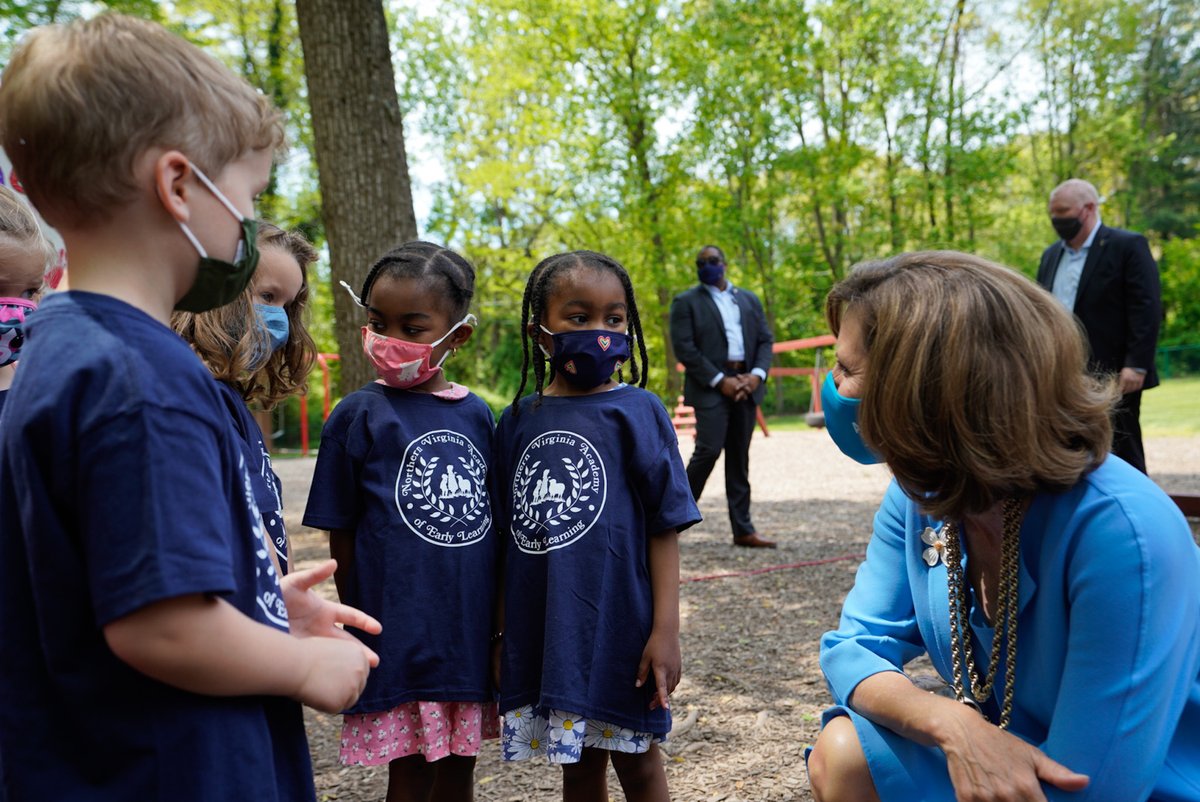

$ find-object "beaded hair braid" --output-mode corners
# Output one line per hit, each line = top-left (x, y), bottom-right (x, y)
(359, 240), (475, 317)
(512, 250), (650, 415)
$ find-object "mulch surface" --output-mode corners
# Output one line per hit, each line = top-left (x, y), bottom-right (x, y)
(275, 430), (1199, 801)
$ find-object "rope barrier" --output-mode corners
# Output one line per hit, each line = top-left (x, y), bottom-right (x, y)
(680, 552), (866, 584)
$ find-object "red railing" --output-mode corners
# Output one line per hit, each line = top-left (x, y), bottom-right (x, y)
(298, 353), (340, 456)
(674, 333), (836, 437)
(302, 335), (837, 452)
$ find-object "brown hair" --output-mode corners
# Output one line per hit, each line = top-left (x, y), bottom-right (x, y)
(0, 185), (54, 273)
(825, 250), (1117, 518)
(0, 13), (284, 229)
(249, 222), (318, 408)
(172, 222), (317, 410)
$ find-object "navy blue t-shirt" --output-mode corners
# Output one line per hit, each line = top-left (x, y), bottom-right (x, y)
(303, 383), (499, 713)
(0, 292), (313, 801)
(218, 381), (290, 574)
(0, 388), (7, 420)
(494, 386), (701, 733)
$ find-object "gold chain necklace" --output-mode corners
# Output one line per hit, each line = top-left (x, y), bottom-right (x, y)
(943, 497), (1022, 730)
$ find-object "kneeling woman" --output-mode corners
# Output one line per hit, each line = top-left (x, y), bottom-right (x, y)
(808, 251), (1200, 802)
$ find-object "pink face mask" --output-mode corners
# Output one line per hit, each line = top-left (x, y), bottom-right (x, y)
(0, 297), (37, 368)
(361, 314), (476, 389)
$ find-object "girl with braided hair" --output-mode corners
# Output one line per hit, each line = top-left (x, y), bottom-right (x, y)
(493, 250), (700, 801)
(303, 241), (500, 802)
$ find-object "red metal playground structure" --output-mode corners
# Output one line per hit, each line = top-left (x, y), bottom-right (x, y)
(290, 337), (1199, 520)
(295, 334), (838, 452)
(670, 334), (836, 438)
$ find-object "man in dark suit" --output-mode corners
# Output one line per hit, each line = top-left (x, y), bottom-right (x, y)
(669, 245), (775, 547)
(1037, 178), (1162, 473)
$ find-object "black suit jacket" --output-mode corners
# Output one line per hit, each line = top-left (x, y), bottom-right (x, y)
(1036, 224), (1161, 390)
(669, 283), (774, 408)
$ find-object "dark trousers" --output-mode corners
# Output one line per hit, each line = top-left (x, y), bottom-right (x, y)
(686, 397), (757, 538)
(1112, 390), (1146, 474)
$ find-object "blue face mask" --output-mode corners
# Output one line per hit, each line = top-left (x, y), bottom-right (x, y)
(248, 304), (289, 370)
(539, 327), (631, 390)
(255, 304), (290, 352)
(821, 371), (882, 465)
(697, 258), (725, 286)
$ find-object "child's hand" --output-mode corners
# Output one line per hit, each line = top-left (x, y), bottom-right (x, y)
(294, 636), (375, 713)
(282, 559), (382, 650)
(636, 628), (681, 711)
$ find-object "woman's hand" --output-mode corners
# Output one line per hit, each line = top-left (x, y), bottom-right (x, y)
(939, 704), (1089, 801)
(636, 627), (681, 710)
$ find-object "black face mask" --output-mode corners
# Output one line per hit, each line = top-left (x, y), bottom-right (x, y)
(1051, 216), (1084, 242)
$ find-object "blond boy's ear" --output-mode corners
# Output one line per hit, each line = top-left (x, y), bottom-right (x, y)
(152, 151), (195, 225)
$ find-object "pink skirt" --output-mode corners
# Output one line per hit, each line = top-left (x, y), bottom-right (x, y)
(341, 701), (500, 766)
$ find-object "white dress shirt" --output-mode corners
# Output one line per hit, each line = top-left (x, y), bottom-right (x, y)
(703, 282), (768, 386)
(1052, 217), (1101, 311)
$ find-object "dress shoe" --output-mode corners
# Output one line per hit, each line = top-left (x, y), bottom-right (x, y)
(733, 533), (776, 549)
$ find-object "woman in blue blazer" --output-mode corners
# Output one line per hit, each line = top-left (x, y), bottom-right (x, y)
(807, 251), (1200, 802)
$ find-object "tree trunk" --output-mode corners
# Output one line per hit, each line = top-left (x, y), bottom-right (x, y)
(295, 0), (418, 397)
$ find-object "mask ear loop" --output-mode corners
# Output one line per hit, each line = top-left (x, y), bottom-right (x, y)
(178, 220), (209, 258)
(181, 162), (250, 262)
(536, 324), (555, 360)
(431, 313), (479, 368)
(190, 164), (246, 222)
(339, 281), (364, 307)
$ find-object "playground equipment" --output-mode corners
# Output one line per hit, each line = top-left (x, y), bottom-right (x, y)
(297, 352), (339, 455)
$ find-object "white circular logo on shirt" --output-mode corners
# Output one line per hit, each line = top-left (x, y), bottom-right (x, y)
(238, 454), (288, 629)
(395, 429), (491, 547)
(511, 430), (606, 554)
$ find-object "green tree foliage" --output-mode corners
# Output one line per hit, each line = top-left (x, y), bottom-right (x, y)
(0, 0), (160, 54)
(3, 0), (1197, 409)
(396, 0), (1199, 408)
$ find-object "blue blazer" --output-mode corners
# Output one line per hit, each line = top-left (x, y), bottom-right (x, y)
(821, 457), (1200, 801)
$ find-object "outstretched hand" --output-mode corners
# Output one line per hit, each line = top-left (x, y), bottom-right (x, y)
(281, 559), (382, 667)
(636, 628), (681, 711)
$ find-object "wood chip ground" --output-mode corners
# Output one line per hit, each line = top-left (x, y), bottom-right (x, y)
(275, 429), (1200, 802)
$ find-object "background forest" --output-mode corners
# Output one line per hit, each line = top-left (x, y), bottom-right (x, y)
(3, 0), (1198, 436)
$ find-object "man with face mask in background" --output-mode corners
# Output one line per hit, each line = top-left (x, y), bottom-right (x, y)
(669, 245), (775, 548)
(1037, 178), (1162, 473)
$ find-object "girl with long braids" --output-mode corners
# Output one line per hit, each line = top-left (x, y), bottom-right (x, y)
(492, 250), (700, 802)
(303, 241), (500, 802)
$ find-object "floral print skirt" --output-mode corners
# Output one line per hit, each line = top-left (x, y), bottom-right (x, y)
(500, 705), (663, 764)
(341, 700), (500, 766)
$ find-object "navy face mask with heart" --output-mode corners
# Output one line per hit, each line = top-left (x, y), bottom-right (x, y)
(539, 327), (631, 390)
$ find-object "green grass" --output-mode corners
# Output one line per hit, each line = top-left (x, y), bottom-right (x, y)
(761, 375), (1200, 437)
(758, 412), (818, 432)
(1141, 375), (1200, 437)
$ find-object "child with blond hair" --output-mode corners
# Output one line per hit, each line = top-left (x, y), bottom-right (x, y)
(174, 221), (320, 573)
(0, 15), (378, 800)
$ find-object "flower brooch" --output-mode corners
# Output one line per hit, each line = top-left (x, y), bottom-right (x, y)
(921, 525), (947, 567)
